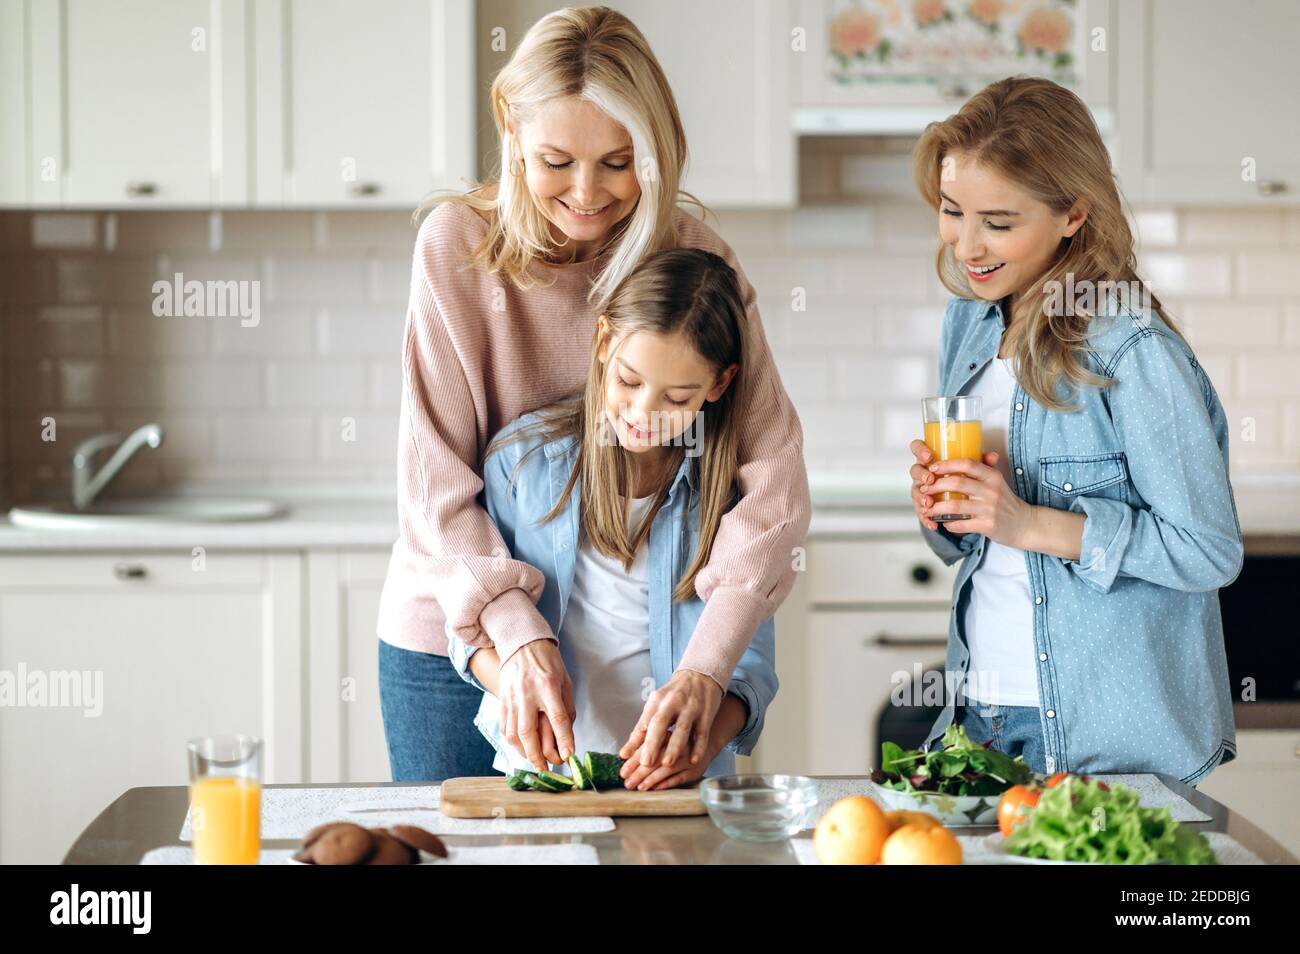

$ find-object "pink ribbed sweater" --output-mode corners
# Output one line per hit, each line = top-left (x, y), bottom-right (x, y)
(376, 200), (811, 688)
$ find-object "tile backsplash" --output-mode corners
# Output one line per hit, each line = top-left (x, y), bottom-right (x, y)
(3, 141), (1300, 508)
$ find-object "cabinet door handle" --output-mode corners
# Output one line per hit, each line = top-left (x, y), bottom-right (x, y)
(125, 181), (158, 197)
(1257, 180), (1288, 197)
(910, 564), (933, 584)
(349, 182), (381, 197)
(113, 562), (148, 580)
(866, 634), (949, 649)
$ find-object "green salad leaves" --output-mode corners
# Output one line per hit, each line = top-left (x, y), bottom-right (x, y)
(1005, 776), (1216, 865)
(871, 724), (1035, 797)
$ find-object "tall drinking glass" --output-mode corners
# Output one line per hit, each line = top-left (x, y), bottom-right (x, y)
(921, 396), (983, 521)
(187, 735), (262, 865)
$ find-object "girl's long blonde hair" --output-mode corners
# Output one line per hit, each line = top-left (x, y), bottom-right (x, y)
(913, 76), (1185, 410)
(418, 5), (703, 311)
(486, 248), (746, 603)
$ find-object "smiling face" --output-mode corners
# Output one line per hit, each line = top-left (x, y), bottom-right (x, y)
(508, 96), (642, 262)
(596, 321), (736, 467)
(937, 150), (1087, 305)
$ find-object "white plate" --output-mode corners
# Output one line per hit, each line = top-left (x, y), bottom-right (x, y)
(978, 832), (1168, 865)
(869, 781), (1001, 827)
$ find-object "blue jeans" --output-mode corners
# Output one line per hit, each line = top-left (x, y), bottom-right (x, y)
(956, 698), (1048, 775)
(378, 640), (498, 782)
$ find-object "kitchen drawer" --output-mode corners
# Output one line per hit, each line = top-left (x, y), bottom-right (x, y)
(809, 537), (956, 606)
(0, 552), (266, 588)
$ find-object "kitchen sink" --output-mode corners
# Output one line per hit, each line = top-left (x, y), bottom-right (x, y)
(8, 496), (286, 529)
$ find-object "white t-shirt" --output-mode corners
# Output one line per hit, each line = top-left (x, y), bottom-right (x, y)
(494, 494), (657, 772)
(961, 357), (1040, 707)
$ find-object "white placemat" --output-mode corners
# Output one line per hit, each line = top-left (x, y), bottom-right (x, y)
(142, 843), (600, 865)
(801, 774), (1209, 830)
(179, 785), (614, 840)
(792, 831), (1260, 865)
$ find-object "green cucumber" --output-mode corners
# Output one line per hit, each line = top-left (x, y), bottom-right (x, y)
(584, 752), (627, 790)
(506, 770), (533, 791)
(567, 754), (590, 790)
(537, 770), (575, 791)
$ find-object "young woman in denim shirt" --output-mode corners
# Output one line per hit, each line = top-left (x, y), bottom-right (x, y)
(448, 248), (778, 790)
(906, 78), (1243, 784)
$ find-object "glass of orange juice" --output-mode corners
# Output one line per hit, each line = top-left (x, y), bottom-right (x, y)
(187, 735), (262, 865)
(921, 396), (983, 521)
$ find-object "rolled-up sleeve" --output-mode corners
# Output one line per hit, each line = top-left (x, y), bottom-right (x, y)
(724, 615), (778, 756)
(920, 520), (979, 565)
(1061, 331), (1243, 593)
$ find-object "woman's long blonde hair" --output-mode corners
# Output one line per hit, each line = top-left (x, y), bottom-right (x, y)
(486, 248), (746, 603)
(418, 5), (703, 311)
(913, 76), (1184, 410)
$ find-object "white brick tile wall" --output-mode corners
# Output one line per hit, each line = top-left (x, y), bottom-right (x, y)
(4, 184), (1300, 501)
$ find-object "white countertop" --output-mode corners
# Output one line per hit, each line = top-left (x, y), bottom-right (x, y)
(1, 472), (1297, 551)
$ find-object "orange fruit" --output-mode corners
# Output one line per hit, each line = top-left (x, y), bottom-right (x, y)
(880, 823), (963, 865)
(813, 796), (890, 865)
(884, 809), (941, 833)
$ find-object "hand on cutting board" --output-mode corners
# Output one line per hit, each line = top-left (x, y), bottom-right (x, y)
(619, 692), (748, 790)
(619, 669), (724, 770)
(496, 641), (577, 771)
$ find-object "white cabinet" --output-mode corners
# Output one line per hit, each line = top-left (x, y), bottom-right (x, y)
(1116, 0), (1300, 205)
(608, 0), (795, 207)
(1197, 729), (1300, 859)
(253, 0), (476, 207)
(0, 0), (475, 208)
(0, 551), (303, 864)
(19, 0), (250, 207)
(482, 0), (796, 208)
(750, 535), (956, 775)
(305, 549), (393, 782)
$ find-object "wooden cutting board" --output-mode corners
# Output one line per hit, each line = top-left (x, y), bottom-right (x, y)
(439, 776), (707, 818)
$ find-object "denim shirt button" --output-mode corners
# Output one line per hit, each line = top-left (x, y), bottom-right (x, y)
(1034, 596), (1044, 605)
(1015, 402), (1024, 412)
(1039, 652), (1048, 661)
(1015, 467), (1023, 476)
(1046, 709), (1056, 718)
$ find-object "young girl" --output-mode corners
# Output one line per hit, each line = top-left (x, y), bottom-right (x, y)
(448, 248), (777, 790)
(908, 77), (1242, 784)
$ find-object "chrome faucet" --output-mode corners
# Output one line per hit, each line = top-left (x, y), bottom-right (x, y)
(71, 424), (165, 510)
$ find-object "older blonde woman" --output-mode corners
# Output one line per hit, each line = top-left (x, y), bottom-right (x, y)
(377, 6), (809, 780)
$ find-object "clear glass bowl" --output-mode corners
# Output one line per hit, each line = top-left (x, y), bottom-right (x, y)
(700, 774), (820, 843)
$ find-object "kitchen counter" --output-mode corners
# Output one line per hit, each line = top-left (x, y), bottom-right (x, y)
(63, 775), (1298, 865)
(3, 472), (1298, 551)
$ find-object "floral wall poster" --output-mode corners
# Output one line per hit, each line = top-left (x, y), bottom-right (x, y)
(828, 0), (1080, 91)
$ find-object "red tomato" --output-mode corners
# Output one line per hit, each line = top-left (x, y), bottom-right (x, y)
(997, 785), (1040, 837)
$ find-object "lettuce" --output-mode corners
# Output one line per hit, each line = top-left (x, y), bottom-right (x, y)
(1004, 776), (1216, 865)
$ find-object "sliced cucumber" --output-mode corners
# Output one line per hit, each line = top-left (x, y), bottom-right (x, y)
(506, 770), (533, 792)
(537, 770), (575, 791)
(567, 754), (590, 790)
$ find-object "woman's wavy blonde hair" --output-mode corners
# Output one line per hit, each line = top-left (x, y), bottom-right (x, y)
(913, 76), (1185, 410)
(416, 5), (704, 310)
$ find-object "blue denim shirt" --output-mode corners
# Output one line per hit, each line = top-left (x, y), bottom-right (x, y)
(447, 413), (778, 776)
(919, 295), (1243, 785)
